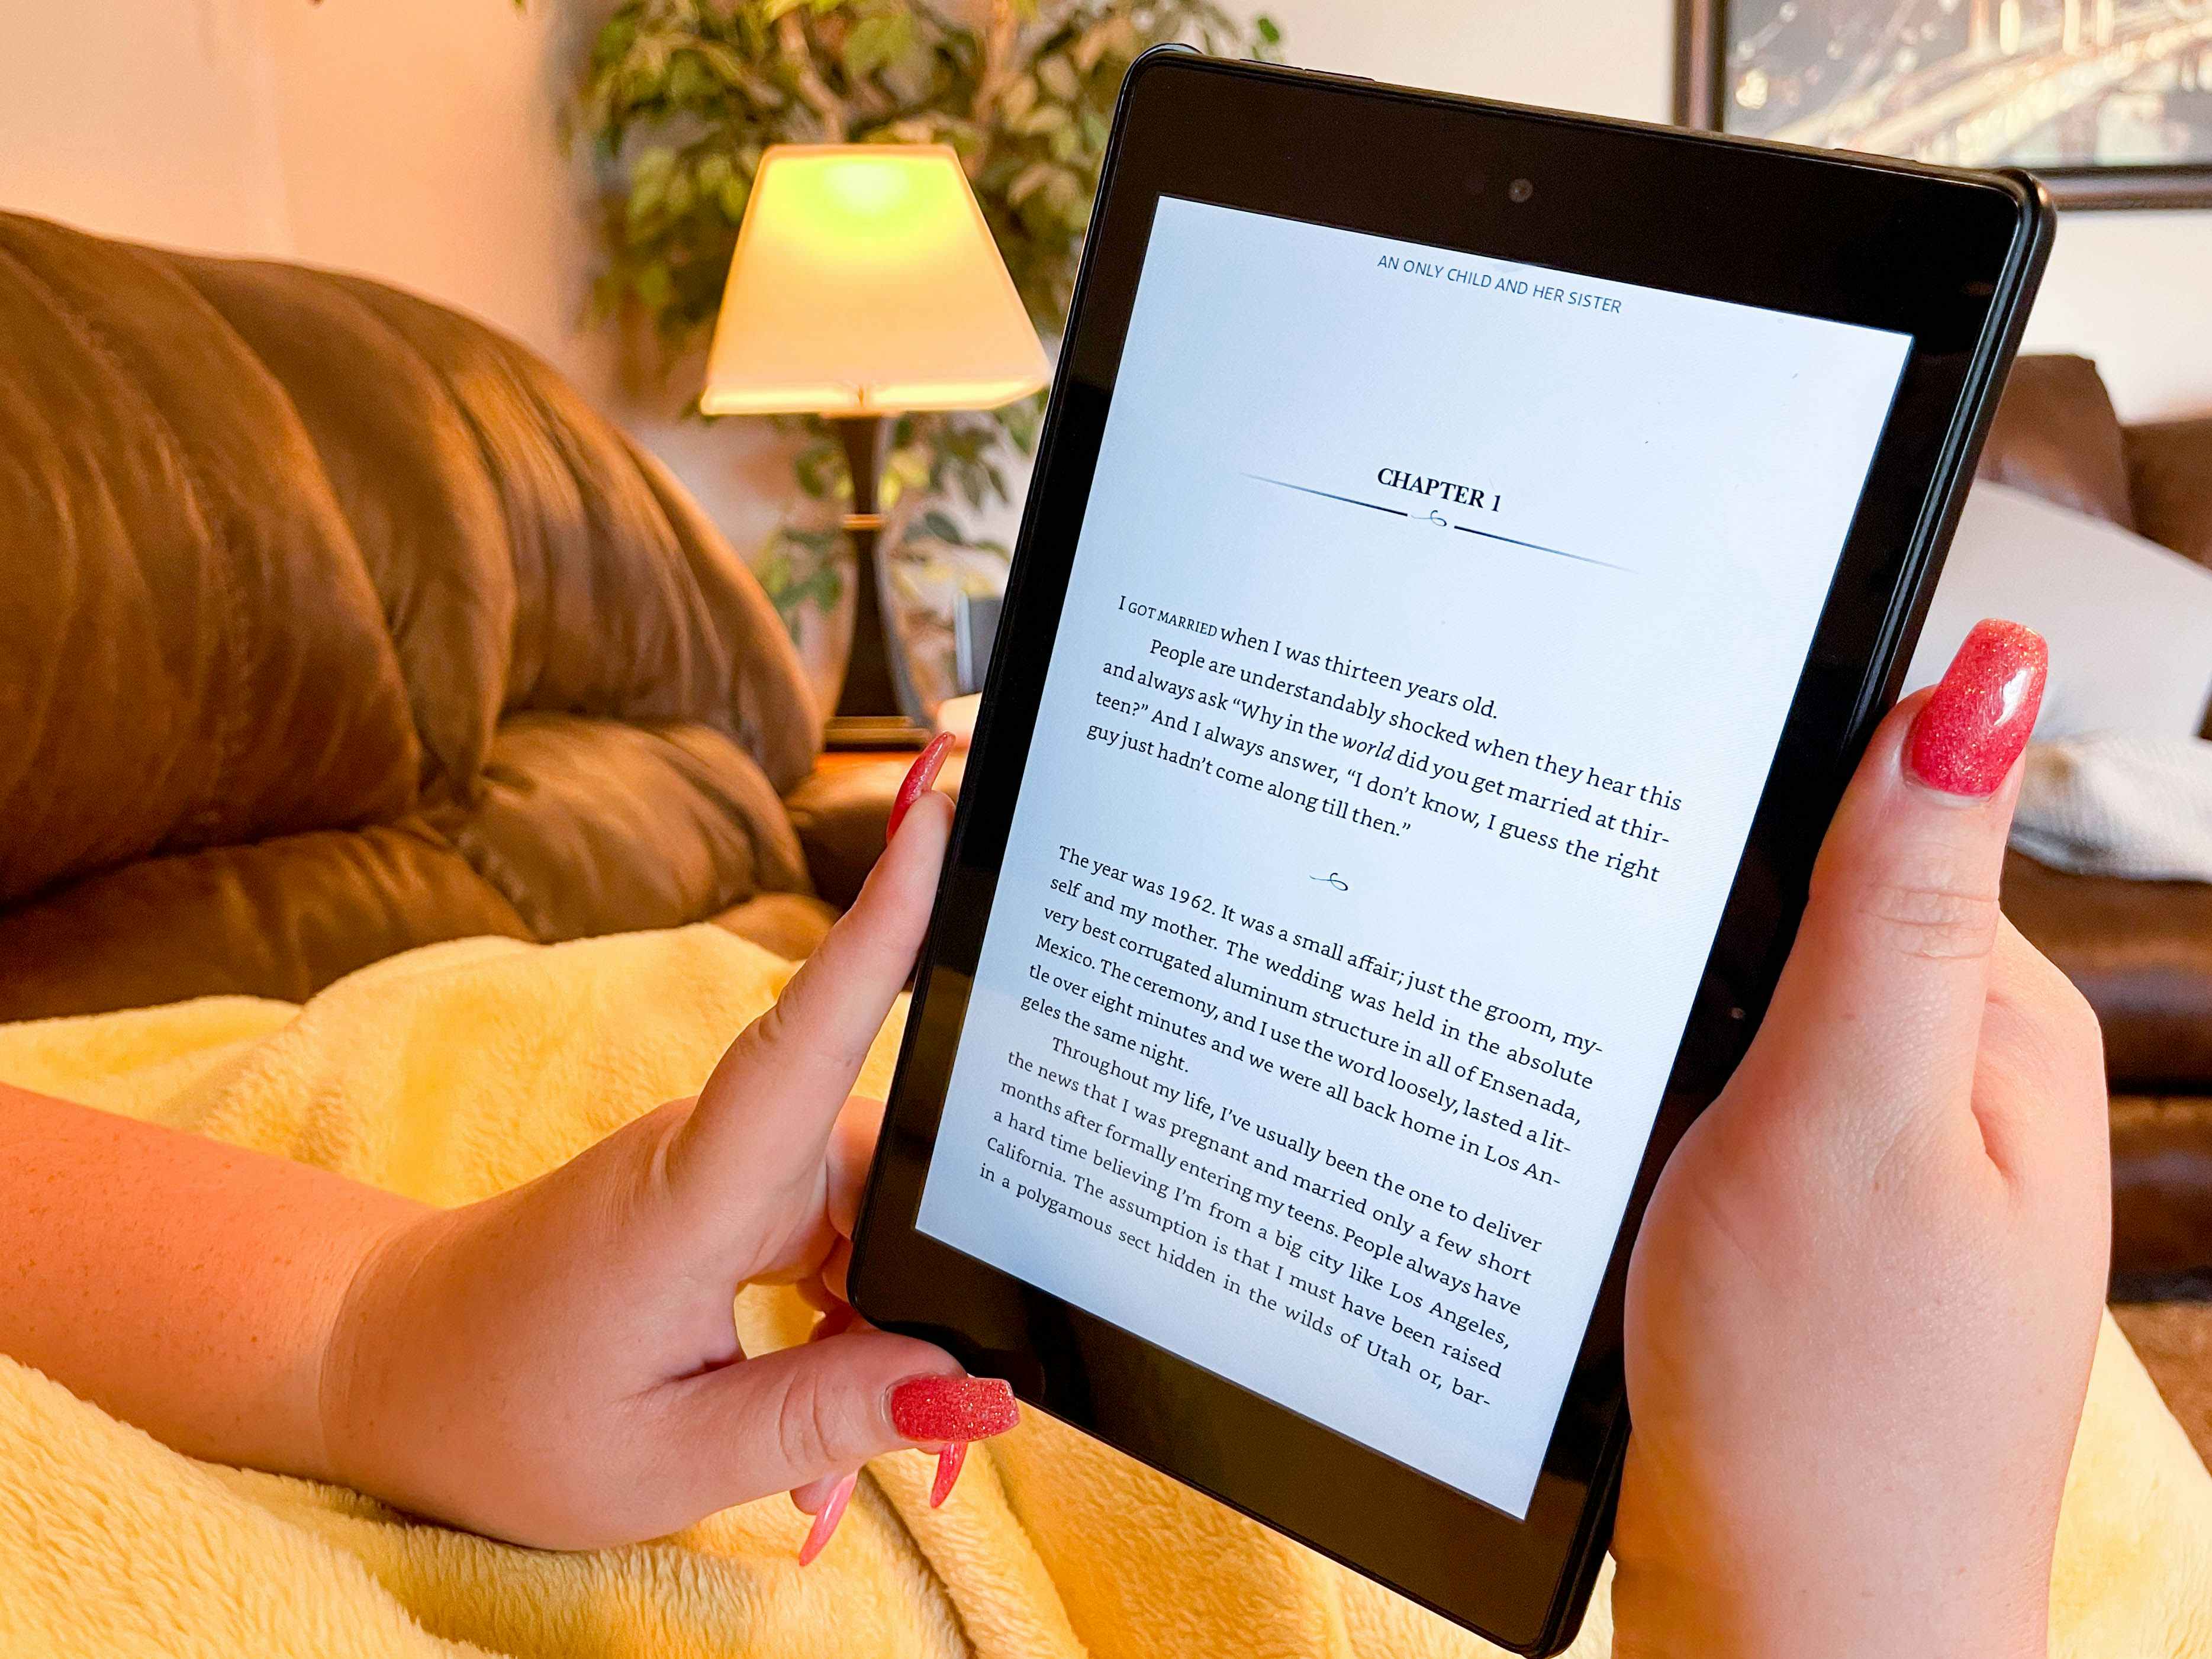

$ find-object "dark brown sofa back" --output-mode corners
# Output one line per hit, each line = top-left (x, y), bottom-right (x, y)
(1980, 352), (2212, 569)
(0, 212), (829, 1019)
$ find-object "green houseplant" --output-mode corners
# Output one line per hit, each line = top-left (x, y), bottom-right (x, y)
(577, 0), (1279, 704)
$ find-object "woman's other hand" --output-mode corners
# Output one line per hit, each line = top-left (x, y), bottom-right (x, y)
(1614, 620), (2107, 1659)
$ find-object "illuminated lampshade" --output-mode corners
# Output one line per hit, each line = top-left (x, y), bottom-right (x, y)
(701, 144), (1049, 417)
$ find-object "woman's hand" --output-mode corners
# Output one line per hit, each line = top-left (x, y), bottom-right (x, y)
(323, 771), (1013, 1555)
(1612, 620), (2110, 1659)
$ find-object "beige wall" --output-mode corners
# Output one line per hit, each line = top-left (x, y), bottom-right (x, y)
(0, 0), (2204, 556)
(2021, 214), (2212, 419)
(0, 0), (289, 257)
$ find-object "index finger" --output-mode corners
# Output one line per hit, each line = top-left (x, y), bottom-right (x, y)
(662, 791), (952, 1214)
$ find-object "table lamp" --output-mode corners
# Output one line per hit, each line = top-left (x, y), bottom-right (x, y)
(702, 144), (1051, 748)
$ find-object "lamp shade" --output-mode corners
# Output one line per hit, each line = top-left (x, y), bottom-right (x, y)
(700, 144), (1049, 417)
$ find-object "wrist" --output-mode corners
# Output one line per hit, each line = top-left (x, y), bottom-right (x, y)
(1609, 1542), (2050, 1659)
(314, 1200), (446, 1494)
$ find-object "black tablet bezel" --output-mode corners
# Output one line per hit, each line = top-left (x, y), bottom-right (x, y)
(852, 53), (2050, 1657)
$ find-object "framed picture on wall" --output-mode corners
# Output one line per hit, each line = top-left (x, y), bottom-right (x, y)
(1676, 0), (2212, 208)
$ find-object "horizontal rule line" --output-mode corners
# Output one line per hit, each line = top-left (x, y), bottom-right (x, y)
(1450, 523), (1626, 571)
(1245, 473), (1623, 571)
(1243, 474), (1408, 516)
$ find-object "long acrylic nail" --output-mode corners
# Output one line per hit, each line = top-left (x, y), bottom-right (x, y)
(929, 1441), (968, 1508)
(886, 732), (957, 846)
(797, 1471), (858, 1567)
(1904, 618), (2047, 798)
(889, 1374), (1019, 1442)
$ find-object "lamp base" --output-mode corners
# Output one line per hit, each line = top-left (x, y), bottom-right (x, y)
(826, 413), (930, 752)
(825, 713), (932, 750)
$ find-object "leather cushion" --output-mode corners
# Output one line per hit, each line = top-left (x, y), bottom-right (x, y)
(314, 276), (821, 797)
(0, 208), (831, 1019)
(2110, 1095), (2212, 1279)
(1978, 354), (2137, 531)
(784, 761), (910, 910)
(0, 214), (419, 906)
(169, 253), (515, 794)
(428, 715), (812, 943)
(0, 820), (530, 1023)
(2129, 416), (2212, 572)
(627, 440), (823, 798)
(2004, 848), (2212, 1088)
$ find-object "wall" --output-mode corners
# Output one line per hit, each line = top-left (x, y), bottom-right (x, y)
(0, 0), (2205, 550)
(2020, 215), (2212, 418)
(0, 0), (289, 257)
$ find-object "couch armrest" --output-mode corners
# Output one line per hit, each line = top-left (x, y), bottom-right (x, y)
(785, 761), (910, 909)
(2127, 415), (2212, 572)
(2002, 848), (2212, 1089)
(1982, 353), (2138, 530)
(2111, 1095), (2212, 1288)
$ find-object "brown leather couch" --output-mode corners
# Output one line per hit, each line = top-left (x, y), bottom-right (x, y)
(0, 211), (900, 1020)
(1978, 355), (2212, 1294)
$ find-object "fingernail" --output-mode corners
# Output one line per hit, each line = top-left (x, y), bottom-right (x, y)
(888, 1374), (1019, 1442)
(929, 1441), (968, 1508)
(1904, 618), (2046, 799)
(886, 732), (957, 847)
(797, 1471), (858, 1567)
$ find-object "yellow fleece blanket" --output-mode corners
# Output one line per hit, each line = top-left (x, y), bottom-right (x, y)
(0, 926), (2207, 1659)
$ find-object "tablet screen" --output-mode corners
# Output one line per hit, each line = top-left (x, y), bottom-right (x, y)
(915, 195), (1911, 1520)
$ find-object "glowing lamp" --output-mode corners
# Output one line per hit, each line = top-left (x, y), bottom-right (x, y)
(703, 146), (1049, 744)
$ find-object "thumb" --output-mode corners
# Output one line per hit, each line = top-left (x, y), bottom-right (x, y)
(661, 1331), (1019, 1509)
(1750, 619), (2046, 1125)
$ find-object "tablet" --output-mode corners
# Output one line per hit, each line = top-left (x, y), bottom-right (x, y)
(851, 51), (2050, 1656)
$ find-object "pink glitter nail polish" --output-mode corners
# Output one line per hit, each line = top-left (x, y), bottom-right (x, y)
(797, 1471), (858, 1567)
(888, 1374), (1019, 1442)
(929, 1441), (968, 1508)
(1904, 618), (2046, 798)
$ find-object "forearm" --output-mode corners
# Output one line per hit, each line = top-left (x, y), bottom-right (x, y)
(0, 1082), (428, 1478)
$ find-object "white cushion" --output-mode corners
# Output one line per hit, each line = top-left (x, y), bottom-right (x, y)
(1904, 482), (2212, 739)
(2013, 733), (2212, 882)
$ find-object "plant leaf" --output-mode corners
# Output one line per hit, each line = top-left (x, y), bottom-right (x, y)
(842, 12), (914, 80)
(1006, 159), (1057, 206)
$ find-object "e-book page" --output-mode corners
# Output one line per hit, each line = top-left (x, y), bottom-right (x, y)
(916, 196), (1911, 1518)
